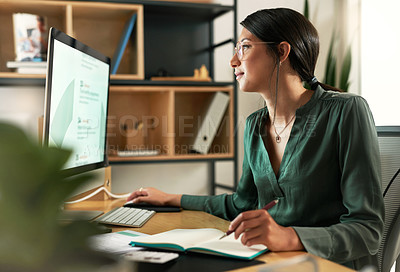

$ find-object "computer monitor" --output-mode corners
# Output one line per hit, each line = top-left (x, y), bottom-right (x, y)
(43, 27), (110, 178)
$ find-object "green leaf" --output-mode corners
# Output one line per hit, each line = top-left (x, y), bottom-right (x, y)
(305, 1), (352, 92)
(339, 46), (352, 91)
(304, 0), (310, 19)
(324, 33), (337, 87)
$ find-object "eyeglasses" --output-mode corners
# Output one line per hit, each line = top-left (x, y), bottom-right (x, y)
(234, 41), (276, 60)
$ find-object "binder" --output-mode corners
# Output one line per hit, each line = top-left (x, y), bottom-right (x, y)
(110, 13), (137, 74)
(191, 92), (230, 154)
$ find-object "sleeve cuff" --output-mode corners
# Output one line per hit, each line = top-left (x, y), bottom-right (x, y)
(292, 226), (333, 259)
(181, 194), (209, 211)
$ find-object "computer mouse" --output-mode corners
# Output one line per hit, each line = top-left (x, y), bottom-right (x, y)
(123, 201), (152, 208)
(123, 201), (181, 212)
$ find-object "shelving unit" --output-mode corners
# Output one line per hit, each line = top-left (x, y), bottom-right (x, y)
(0, 0), (144, 79)
(0, 0), (238, 194)
(107, 85), (234, 161)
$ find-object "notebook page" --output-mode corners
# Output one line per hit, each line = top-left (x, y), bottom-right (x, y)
(188, 232), (267, 259)
(130, 228), (225, 250)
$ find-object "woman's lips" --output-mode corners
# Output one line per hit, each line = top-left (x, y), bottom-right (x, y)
(235, 72), (244, 80)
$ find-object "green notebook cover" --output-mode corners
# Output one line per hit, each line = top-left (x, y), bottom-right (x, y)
(129, 228), (268, 260)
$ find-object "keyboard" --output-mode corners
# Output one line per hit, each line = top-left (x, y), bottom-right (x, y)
(95, 207), (155, 227)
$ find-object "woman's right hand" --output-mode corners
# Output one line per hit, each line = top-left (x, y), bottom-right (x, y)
(126, 187), (182, 207)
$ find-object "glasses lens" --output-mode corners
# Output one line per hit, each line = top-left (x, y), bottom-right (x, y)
(235, 42), (242, 60)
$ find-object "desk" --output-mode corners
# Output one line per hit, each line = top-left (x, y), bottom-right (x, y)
(66, 198), (355, 272)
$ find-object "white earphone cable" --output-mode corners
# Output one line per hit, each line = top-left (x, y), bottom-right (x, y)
(64, 186), (131, 204)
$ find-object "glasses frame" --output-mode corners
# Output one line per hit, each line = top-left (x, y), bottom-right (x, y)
(234, 41), (277, 61)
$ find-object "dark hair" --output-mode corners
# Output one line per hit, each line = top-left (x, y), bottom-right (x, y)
(240, 8), (341, 92)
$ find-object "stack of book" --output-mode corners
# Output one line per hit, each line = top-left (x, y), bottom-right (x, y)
(6, 61), (47, 74)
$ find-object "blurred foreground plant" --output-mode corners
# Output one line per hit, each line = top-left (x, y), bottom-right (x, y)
(0, 123), (114, 271)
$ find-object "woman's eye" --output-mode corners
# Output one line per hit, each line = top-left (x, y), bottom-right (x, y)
(242, 44), (251, 51)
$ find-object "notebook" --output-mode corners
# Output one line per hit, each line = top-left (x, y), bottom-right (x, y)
(129, 228), (268, 260)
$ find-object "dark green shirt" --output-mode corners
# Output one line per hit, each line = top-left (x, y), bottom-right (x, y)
(181, 86), (384, 269)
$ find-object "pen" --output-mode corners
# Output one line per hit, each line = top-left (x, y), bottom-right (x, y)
(219, 199), (279, 240)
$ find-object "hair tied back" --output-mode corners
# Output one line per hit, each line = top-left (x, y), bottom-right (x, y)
(307, 76), (319, 90)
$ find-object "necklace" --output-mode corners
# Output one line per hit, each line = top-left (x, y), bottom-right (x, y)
(272, 114), (296, 143)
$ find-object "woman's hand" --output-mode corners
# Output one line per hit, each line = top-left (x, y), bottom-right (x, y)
(228, 209), (304, 251)
(127, 187), (182, 207)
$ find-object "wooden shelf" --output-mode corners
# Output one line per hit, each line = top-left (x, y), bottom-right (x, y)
(0, 73), (234, 87)
(0, 72), (45, 79)
(0, 0), (144, 79)
(107, 85), (234, 162)
(108, 152), (234, 162)
(112, 0), (234, 20)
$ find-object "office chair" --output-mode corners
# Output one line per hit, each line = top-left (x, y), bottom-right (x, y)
(376, 126), (400, 272)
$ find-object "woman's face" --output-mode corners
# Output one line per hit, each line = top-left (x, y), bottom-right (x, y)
(230, 28), (277, 93)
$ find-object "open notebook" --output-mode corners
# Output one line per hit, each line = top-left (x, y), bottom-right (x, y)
(129, 228), (268, 260)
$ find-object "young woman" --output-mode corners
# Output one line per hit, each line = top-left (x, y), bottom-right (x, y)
(127, 8), (384, 270)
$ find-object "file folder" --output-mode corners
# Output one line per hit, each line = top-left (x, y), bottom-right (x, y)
(191, 92), (230, 154)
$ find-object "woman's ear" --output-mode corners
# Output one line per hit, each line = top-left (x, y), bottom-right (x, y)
(278, 41), (291, 64)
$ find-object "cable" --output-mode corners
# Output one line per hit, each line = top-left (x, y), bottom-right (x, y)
(64, 186), (131, 204)
(383, 168), (400, 198)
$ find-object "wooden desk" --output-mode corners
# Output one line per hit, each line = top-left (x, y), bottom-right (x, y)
(66, 198), (355, 272)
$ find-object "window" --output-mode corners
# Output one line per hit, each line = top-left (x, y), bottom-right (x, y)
(361, 0), (400, 125)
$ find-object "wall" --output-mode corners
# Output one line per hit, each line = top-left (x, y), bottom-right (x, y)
(0, 86), (45, 141)
(0, 0), (344, 197)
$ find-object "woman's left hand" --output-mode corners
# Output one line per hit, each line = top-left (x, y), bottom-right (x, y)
(228, 209), (305, 251)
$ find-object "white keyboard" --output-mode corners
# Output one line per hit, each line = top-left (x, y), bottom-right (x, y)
(96, 207), (155, 227)
(124, 250), (179, 264)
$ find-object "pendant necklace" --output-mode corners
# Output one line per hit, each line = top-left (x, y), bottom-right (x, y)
(269, 61), (299, 143)
(272, 114), (296, 143)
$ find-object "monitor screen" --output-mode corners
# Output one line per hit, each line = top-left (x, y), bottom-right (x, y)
(43, 27), (110, 176)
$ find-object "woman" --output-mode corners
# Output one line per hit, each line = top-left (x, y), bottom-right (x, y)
(127, 8), (384, 270)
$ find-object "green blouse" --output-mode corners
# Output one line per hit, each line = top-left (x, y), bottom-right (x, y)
(181, 86), (384, 270)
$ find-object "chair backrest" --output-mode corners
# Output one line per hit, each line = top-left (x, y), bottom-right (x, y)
(376, 126), (400, 272)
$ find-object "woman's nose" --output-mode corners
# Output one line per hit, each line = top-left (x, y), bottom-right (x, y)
(230, 53), (240, 68)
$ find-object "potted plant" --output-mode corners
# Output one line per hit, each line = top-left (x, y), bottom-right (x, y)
(304, 0), (352, 91)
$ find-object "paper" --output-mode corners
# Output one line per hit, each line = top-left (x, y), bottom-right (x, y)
(88, 230), (148, 254)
